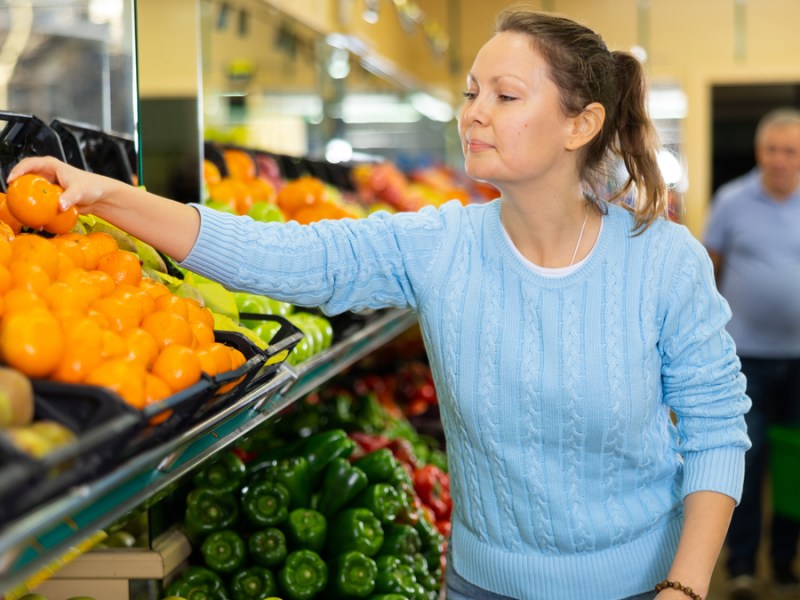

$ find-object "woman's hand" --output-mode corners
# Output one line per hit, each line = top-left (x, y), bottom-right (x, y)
(8, 156), (127, 216)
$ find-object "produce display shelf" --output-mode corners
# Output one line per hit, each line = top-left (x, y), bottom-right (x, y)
(0, 307), (417, 596)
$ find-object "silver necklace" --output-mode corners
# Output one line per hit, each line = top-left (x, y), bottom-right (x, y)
(569, 204), (590, 266)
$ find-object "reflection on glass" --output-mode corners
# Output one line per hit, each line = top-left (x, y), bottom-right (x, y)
(0, 0), (136, 136)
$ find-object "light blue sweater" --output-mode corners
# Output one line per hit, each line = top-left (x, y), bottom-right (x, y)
(182, 199), (751, 600)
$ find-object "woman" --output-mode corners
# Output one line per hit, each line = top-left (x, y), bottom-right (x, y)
(9, 8), (749, 600)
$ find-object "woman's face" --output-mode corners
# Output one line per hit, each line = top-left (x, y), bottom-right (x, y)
(458, 31), (574, 189)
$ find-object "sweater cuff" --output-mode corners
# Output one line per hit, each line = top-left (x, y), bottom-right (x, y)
(682, 446), (746, 504)
(179, 204), (246, 282)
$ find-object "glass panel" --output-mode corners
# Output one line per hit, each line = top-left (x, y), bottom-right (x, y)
(0, 0), (138, 174)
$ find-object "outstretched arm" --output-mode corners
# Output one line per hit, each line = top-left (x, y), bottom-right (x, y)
(8, 156), (200, 261)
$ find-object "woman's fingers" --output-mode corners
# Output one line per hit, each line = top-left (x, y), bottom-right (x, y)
(7, 156), (61, 183)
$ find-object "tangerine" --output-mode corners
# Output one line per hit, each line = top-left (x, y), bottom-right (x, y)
(10, 234), (60, 279)
(123, 327), (160, 369)
(194, 346), (219, 377)
(139, 277), (170, 299)
(51, 333), (104, 384)
(141, 310), (194, 350)
(86, 231), (119, 258)
(203, 160), (222, 185)
(0, 264), (10, 294)
(43, 205), (79, 235)
(277, 176), (325, 215)
(223, 149), (256, 180)
(9, 262), (51, 294)
(197, 341), (233, 374)
(84, 357), (147, 408)
(190, 320), (215, 346)
(0, 194), (23, 234)
(184, 298), (215, 329)
(144, 373), (173, 424)
(154, 294), (189, 319)
(51, 233), (96, 270)
(151, 343), (202, 393)
(0, 237), (11, 265)
(0, 221), (15, 242)
(41, 280), (93, 314)
(97, 249), (142, 286)
(6, 174), (60, 228)
(0, 307), (65, 378)
(3, 288), (46, 314)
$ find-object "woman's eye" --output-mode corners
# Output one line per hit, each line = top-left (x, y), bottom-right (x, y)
(462, 91), (477, 100)
(498, 94), (517, 102)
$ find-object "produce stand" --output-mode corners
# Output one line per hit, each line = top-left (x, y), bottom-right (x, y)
(0, 307), (418, 596)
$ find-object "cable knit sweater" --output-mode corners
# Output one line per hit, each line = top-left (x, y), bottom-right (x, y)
(182, 199), (751, 600)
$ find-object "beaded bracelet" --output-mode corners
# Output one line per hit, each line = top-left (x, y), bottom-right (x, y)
(654, 579), (702, 600)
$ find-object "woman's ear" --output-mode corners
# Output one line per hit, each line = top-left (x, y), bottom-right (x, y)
(565, 102), (605, 151)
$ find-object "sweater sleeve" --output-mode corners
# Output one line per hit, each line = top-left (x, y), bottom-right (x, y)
(179, 203), (447, 315)
(658, 230), (751, 503)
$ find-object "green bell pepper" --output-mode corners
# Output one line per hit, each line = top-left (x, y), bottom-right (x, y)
(354, 391), (386, 433)
(242, 480), (291, 527)
(327, 508), (384, 558)
(286, 508), (327, 553)
(368, 595), (408, 600)
(248, 527), (288, 568)
(328, 550), (378, 598)
(299, 428), (356, 483)
(317, 457), (369, 517)
(248, 456), (311, 509)
(184, 488), (239, 538)
(374, 555), (418, 597)
(351, 484), (402, 525)
(165, 566), (226, 600)
(278, 549), (328, 600)
(192, 451), (247, 494)
(379, 523), (422, 557)
(201, 529), (246, 575)
(230, 565), (278, 600)
(353, 448), (399, 485)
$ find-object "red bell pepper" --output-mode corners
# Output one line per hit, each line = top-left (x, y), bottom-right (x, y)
(413, 465), (451, 521)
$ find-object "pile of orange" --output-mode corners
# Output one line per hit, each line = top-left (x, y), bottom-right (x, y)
(276, 176), (359, 224)
(0, 227), (246, 424)
(203, 151), (278, 216)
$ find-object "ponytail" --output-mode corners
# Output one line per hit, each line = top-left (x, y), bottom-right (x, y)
(608, 51), (667, 233)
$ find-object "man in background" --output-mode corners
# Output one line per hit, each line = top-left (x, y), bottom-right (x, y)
(705, 107), (800, 600)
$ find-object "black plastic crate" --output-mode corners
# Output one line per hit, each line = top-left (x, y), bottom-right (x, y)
(0, 383), (143, 525)
(234, 313), (303, 387)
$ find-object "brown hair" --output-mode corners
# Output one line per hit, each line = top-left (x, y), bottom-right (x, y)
(495, 6), (667, 232)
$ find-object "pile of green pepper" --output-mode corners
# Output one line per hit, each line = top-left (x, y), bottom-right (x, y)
(166, 427), (446, 600)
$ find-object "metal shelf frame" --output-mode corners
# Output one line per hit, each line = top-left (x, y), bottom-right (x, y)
(0, 307), (417, 595)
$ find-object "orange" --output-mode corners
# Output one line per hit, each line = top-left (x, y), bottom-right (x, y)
(10, 234), (60, 279)
(197, 341), (233, 374)
(154, 293), (189, 319)
(229, 347), (246, 370)
(90, 295), (142, 333)
(43, 205), (79, 235)
(194, 346), (219, 377)
(139, 277), (171, 299)
(85, 231), (119, 258)
(9, 262), (51, 294)
(51, 333), (104, 384)
(277, 176), (326, 216)
(151, 343), (202, 393)
(141, 310), (194, 350)
(184, 298), (215, 329)
(190, 320), (215, 347)
(223, 149), (256, 180)
(203, 160), (222, 185)
(97, 249), (142, 286)
(0, 307), (65, 378)
(100, 329), (127, 359)
(50, 232), (91, 268)
(84, 270), (116, 297)
(0, 194), (23, 235)
(6, 174), (60, 228)
(58, 268), (105, 303)
(55, 251), (77, 277)
(0, 236), (11, 265)
(122, 327), (160, 369)
(0, 221), (15, 242)
(84, 357), (147, 408)
(41, 280), (92, 314)
(248, 178), (277, 203)
(0, 264), (10, 294)
(144, 373), (173, 424)
(113, 283), (155, 319)
(3, 288), (46, 314)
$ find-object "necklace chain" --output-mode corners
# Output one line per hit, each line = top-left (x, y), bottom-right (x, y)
(569, 204), (590, 267)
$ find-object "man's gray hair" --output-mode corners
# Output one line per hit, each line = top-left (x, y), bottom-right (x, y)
(756, 107), (800, 142)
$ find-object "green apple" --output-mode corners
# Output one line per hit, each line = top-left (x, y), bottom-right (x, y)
(287, 336), (312, 365)
(233, 292), (273, 328)
(251, 320), (282, 345)
(307, 314), (334, 350)
(104, 530), (137, 548)
(18, 594), (49, 600)
(289, 313), (324, 357)
(247, 202), (285, 223)
(204, 199), (237, 214)
(265, 297), (293, 316)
